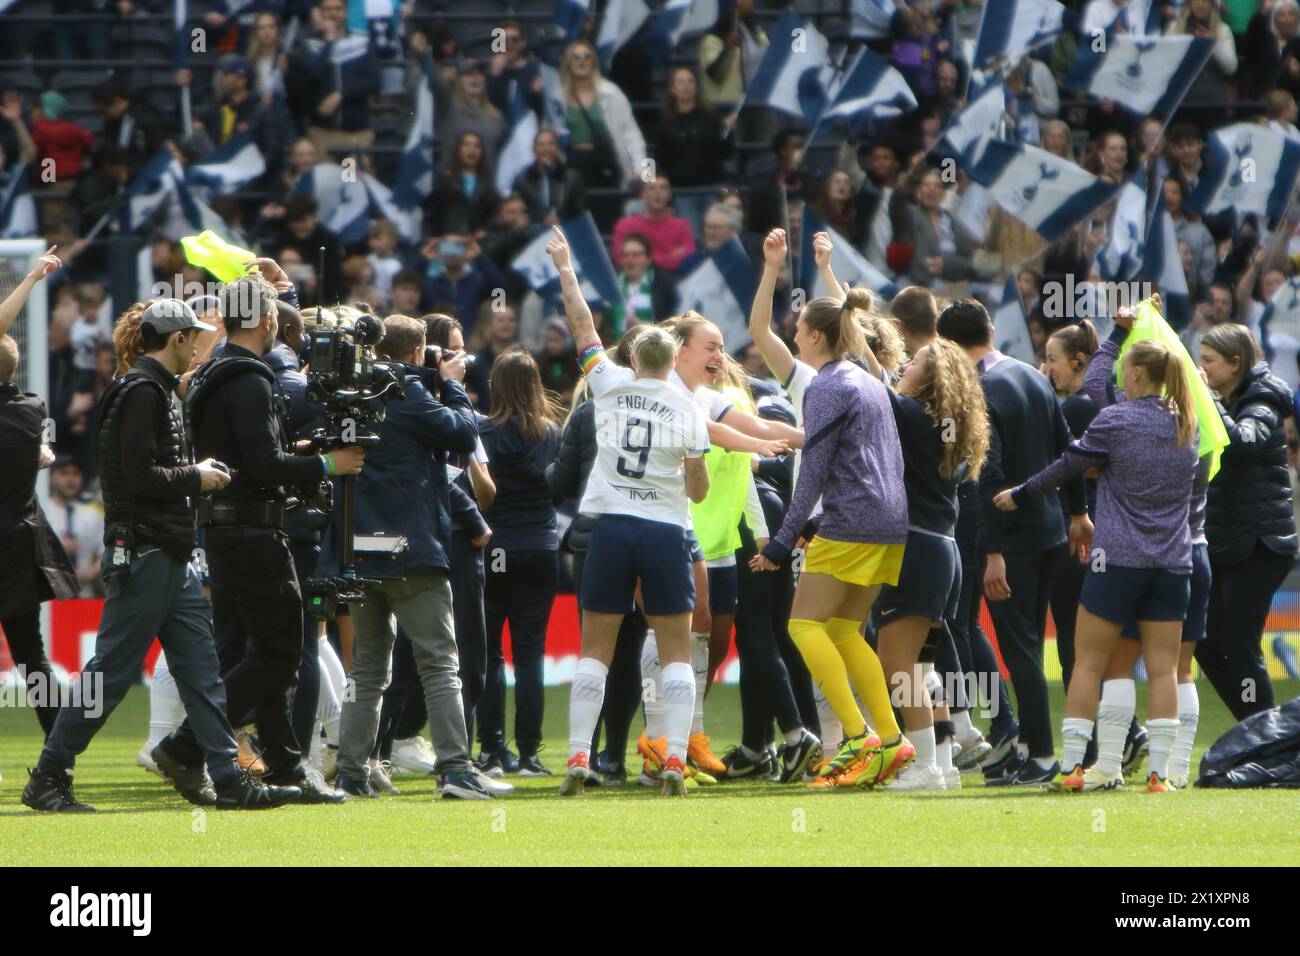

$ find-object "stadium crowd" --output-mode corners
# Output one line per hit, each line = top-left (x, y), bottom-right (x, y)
(4, 0), (1300, 806)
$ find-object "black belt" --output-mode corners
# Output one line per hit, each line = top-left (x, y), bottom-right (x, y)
(198, 498), (287, 530)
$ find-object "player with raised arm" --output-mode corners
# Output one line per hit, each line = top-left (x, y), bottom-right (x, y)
(545, 227), (710, 798)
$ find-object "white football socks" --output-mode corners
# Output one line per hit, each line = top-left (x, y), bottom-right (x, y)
(1096, 678), (1136, 775)
(911, 725), (937, 770)
(1147, 718), (1180, 781)
(1061, 717), (1095, 771)
(318, 640), (347, 745)
(661, 661), (696, 765)
(951, 709), (975, 740)
(568, 657), (609, 760)
(690, 631), (709, 736)
(1169, 683), (1200, 782)
(641, 629), (665, 739)
(146, 651), (186, 749)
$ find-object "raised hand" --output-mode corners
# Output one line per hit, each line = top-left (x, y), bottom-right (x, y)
(763, 229), (787, 270)
(545, 226), (572, 271)
(812, 231), (833, 270)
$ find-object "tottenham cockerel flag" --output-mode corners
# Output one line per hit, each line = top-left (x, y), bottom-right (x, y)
(992, 272), (1035, 364)
(800, 208), (899, 301)
(1097, 180), (1148, 282)
(120, 149), (184, 233)
(185, 134), (266, 196)
(496, 83), (540, 198)
(555, 0), (591, 42)
(675, 237), (758, 351)
(391, 52), (436, 241)
(1066, 33), (1214, 119)
(849, 0), (898, 41)
(813, 47), (917, 137)
(0, 165), (37, 239)
(293, 164), (401, 246)
(512, 214), (625, 312)
(965, 140), (1120, 242)
(942, 73), (1005, 166)
(1258, 274), (1300, 369)
(971, 0), (1067, 70)
(743, 9), (836, 128)
(596, 0), (652, 70)
(643, 0), (719, 63)
(1186, 123), (1300, 223)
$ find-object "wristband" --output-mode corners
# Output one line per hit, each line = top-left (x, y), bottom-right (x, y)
(323, 453), (335, 476)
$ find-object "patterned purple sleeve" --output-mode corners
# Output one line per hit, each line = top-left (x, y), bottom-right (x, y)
(1082, 329), (1127, 409)
(1021, 408), (1117, 499)
(770, 375), (844, 552)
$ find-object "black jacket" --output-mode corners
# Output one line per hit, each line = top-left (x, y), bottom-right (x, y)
(0, 384), (78, 616)
(427, 169), (500, 237)
(653, 107), (732, 187)
(512, 161), (587, 225)
(1205, 363), (1298, 564)
(546, 397), (597, 552)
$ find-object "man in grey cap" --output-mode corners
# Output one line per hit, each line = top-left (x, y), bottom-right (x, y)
(24, 298), (299, 812)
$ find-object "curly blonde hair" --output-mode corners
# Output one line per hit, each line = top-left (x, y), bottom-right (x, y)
(903, 337), (990, 479)
(859, 313), (907, 377)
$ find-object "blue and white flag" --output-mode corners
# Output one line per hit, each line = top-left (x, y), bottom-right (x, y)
(495, 84), (540, 197)
(849, 0), (897, 41)
(992, 273), (1035, 364)
(675, 237), (758, 351)
(742, 10), (836, 128)
(555, 0), (592, 42)
(0, 165), (37, 239)
(391, 53), (437, 240)
(965, 140), (1120, 242)
(1096, 180), (1149, 282)
(185, 134), (266, 196)
(942, 73), (1005, 166)
(972, 0), (1067, 70)
(360, 172), (409, 241)
(120, 149), (185, 233)
(1186, 123), (1300, 222)
(1142, 187), (1191, 328)
(1066, 34), (1213, 118)
(512, 214), (625, 311)
(643, 0), (719, 62)
(800, 208), (899, 301)
(1259, 274), (1300, 367)
(814, 48), (917, 136)
(596, 0), (653, 70)
(293, 164), (372, 245)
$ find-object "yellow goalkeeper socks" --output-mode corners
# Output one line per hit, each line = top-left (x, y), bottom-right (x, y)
(826, 617), (900, 741)
(788, 618), (867, 739)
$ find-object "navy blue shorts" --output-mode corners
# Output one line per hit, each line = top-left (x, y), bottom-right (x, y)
(687, 529), (705, 564)
(872, 530), (960, 627)
(582, 514), (696, 617)
(1082, 563), (1190, 632)
(1181, 542), (1211, 643)
(707, 564), (738, 616)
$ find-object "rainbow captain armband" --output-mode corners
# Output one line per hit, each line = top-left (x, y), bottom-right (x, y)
(578, 344), (605, 375)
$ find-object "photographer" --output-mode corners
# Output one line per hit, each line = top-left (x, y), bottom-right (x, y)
(25, 299), (296, 813)
(160, 273), (361, 804)
(324, 316), (492, 800)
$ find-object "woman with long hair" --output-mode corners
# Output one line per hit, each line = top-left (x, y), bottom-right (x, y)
(559, 39), (646, 192)
(898, 168), (979, 290)
(995, 337), (1200, 793)
(654, 66), (732, 234)
(475, 349), (564, 777)
(433, 58), (506, 161)
(428, 131), (500, 237)
(810, 169), (871, 251)
(245, 12), (288, 100)
(1196, 323), (1297, 721)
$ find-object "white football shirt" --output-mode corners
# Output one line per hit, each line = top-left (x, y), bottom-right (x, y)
(580, 355), (710, 524)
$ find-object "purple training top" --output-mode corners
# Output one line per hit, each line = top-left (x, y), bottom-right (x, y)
(765, 359), (908, 558)
(1015, 393), (1199, 572)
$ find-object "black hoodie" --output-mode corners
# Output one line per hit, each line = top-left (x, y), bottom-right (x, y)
(478, 414), (560, 552)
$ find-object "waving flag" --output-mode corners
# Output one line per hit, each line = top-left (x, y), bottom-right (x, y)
(1097, 180), (1149, 282)
(942, 73), (1005, 166)
(965, 140), (1119, 242)
(742, 10), (836, 128)
(596, 0), (653, 70)
(643, 0), (719, 62)
(120, 149), (185, 233)
(800, 208), (899, 301)
(293, 164), (372, 245)
(1185, 123), (1300, 223)
(992, 273), (1035, 364)
(0, 165), (37, 239)
(1259, 274), (1300, 369)
(391, 52), (437, 240)
(814, 48), (917, 136)
(512, 213), (624, 311)
(495, 84), (541, 198)
(555, 0), (592, 41)
(185, 134), (266, 195)
(1066, 34), (1213, 119)
(675, 237), (758, 351)
(972, 0), (1066, 70)
(849, 0), (898, 41)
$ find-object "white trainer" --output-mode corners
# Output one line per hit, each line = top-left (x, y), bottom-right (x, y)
(391, 736), (438, 775)
(942, 767), (961, 790)
(137, 744), (164, 778)
(886, 762), (946, 791)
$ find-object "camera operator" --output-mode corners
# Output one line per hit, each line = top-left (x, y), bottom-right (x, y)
(322, 315), (492, 800)
(160, 273), (360, 804)
(25, 299), (298, 813)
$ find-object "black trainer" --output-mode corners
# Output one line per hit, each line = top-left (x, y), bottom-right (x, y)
(213, 769), (300, 810)
(476, 750), (504, 778)
(778, 730), (824, 783)
(1122, 724), (1149, 775)
(151, 744), (216, 806)
(720, 746), (772, 780)
(440, 769), (492, 800)
(335, 772), (379, 798)
(517, 753), (552, 777)
(263, 767), (348, 804)
(22, 768), (95, 813)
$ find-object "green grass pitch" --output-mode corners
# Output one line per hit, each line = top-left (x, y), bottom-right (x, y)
(2, 681), (1297, 866)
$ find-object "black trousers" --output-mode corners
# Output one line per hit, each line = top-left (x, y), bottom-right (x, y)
(171, 530), (304, 777)
(289, 537), (321, 755)
(983, 547), (1059, 758)
(1198, 542), (1292, 721)
(736, 526), (805, 751)
(1, 607), (59, 737)
(449, 531), (488, 749)
(479, 548), (558, 756)
(1049, 545), (1086, 690)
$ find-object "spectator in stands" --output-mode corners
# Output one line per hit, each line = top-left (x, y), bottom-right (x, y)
(29, 92), (93, 186)
(1085, 129), (1131, 185)
(429, 131), (500, 237)
(1264, 89), (1300, 141)
(480, 193), (535, 302)
(1182, 280), (1238, 355)
(1135, 116), (1171, 183)
(293, 0), (381, 158)
(1005, 57), (1060, 146)
(0, 92), (34, 175)
(810, 169), (871, 251)
(276, 195), (344, 305)
(559, 39), (646, 192)
(534, 318), (579, 404)
(1164, 177), (1217, 296)
(698, 0), (768, 113)
(653, 66), (733, 235)
(612, 175), (696, 273)
(1168, 0), (1238, 103)
(513, 129), (586, 226)
(246, 11), (290, 101)
(610, 233), (677, 338)
(1040, 118), (1077, 161)
(1166, 121), (1207, 194)
(1242, 0), (1300, 99)
(1236, 246), (1289, 339)
(838, 140), (911, 275)
(746, 130), (805, 238)
(925, 58), (963, 125)
(90, 81), (168, 177)
(466, 302), (521, 411)
(390, 270), (423, 317)
(342, 255), (381, 308)
(693, 199), (760, 262)
(46, 456), (103, 599)
(367, 219), (403, 299)
(277, 247), (318, 306)
(71, 284), (105, 394)
(896, 167), (979, 290)
(209, 196), (253, 249)
(434, 57), (506, 163)
(415, 234), (507, 327)
(195, 56), (285, 184)
(486, 20), (544, 119)
(52, 0), (114, 62)
(894, 1), (949, 102)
